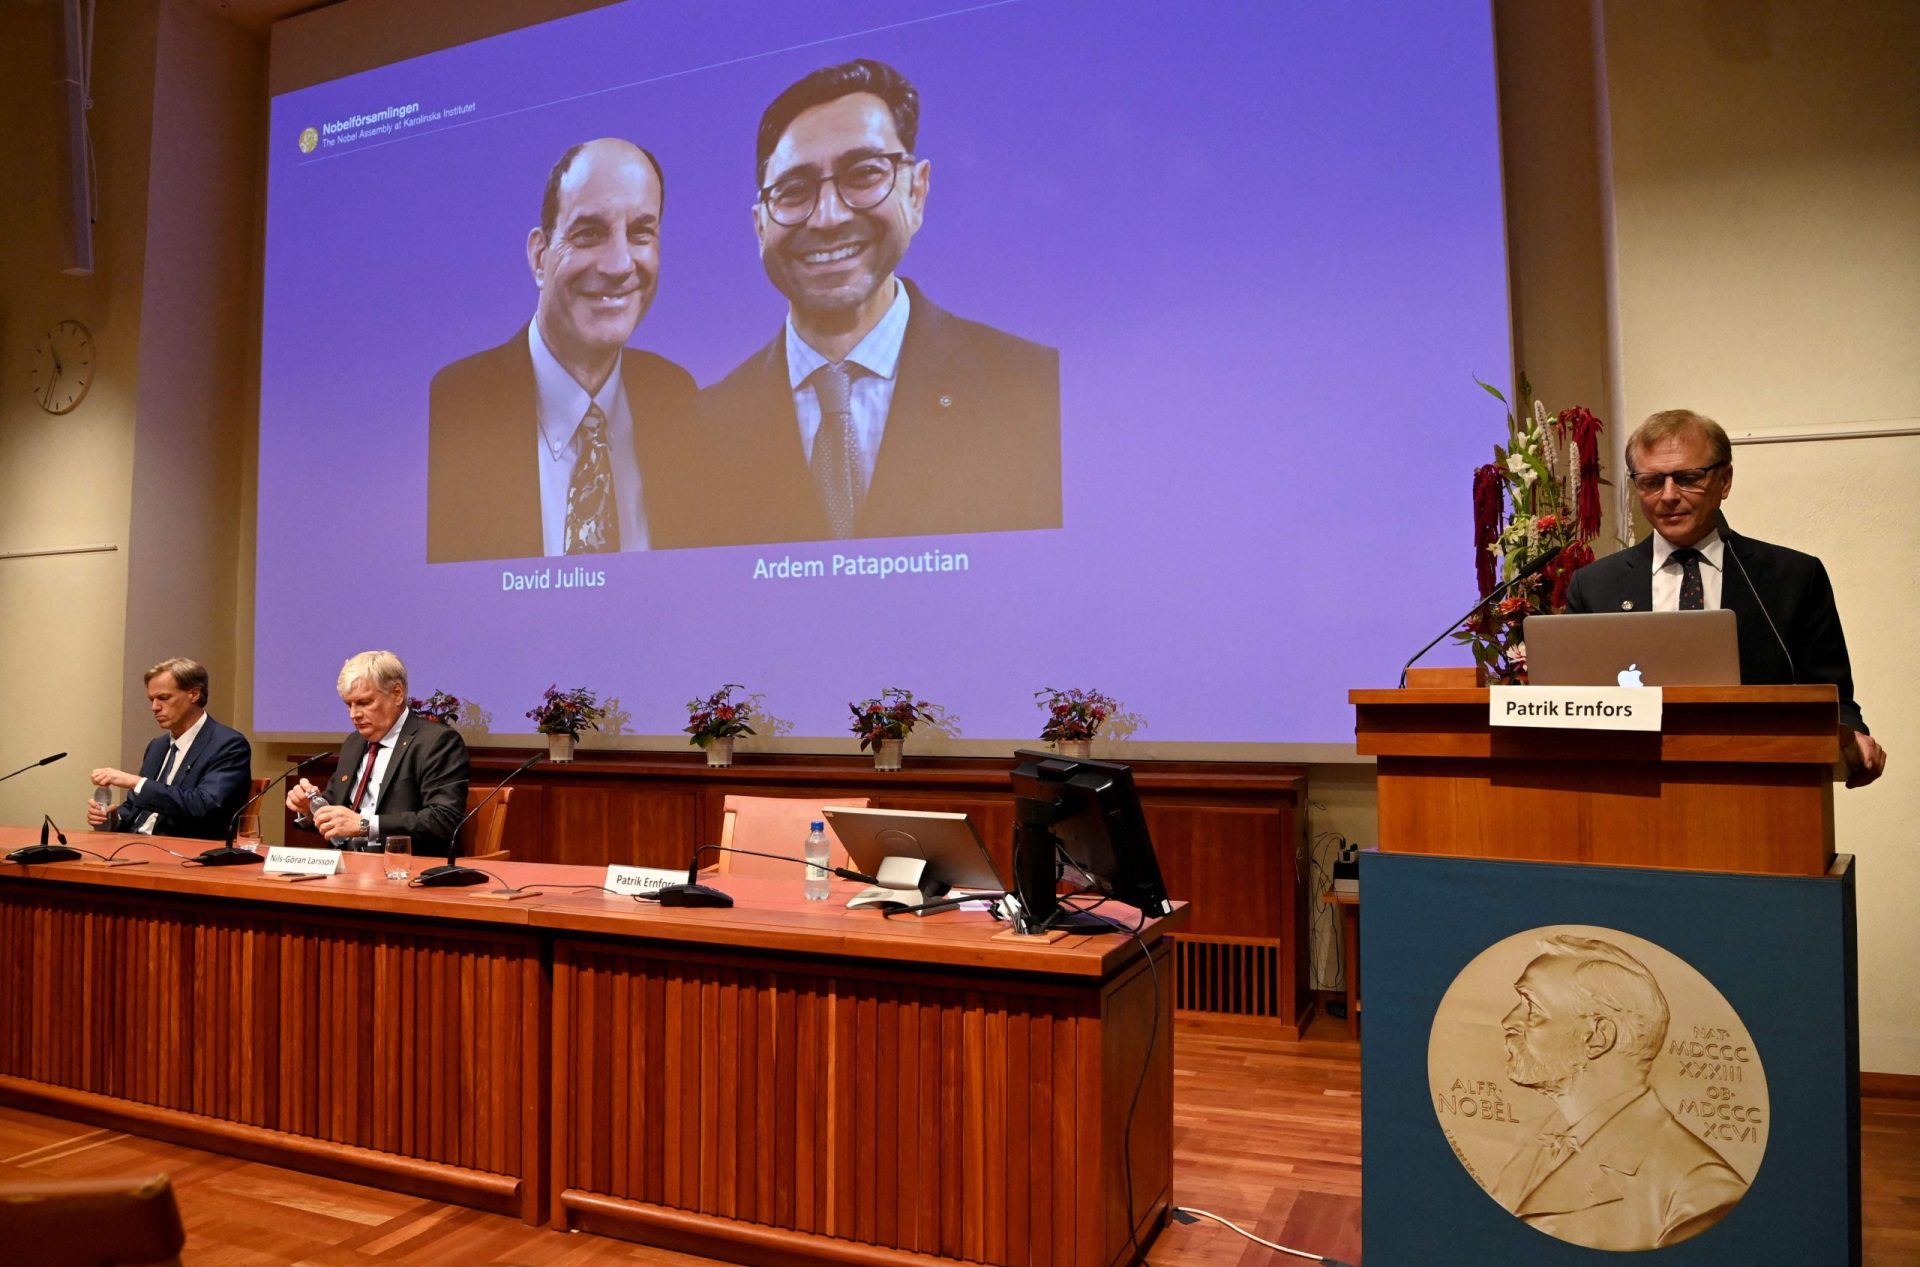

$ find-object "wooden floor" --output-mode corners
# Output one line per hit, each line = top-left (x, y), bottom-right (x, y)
(1, 1014), (1913, 1265)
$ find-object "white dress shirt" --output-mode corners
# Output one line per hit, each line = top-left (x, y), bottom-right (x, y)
(785, 280), (910, 498)
(1651, 530), (1725, 611)
(135, 711), (209, 835)
(528, 321), (647, 554)
(353, 709), (408, 842)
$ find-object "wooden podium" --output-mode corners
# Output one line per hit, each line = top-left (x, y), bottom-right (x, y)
(1349, 684), (1844, 875)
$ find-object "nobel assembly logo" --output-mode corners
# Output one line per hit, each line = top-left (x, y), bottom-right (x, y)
(299, 126), (318, 154)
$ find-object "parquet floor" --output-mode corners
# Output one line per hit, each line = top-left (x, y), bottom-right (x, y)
(1, 1014), (1913, 1265)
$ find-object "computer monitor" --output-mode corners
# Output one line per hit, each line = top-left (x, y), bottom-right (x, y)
(1008, 750), (1174, 935)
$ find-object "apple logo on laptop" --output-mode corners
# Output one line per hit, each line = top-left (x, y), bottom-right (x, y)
(1617, 663), (1644, 688)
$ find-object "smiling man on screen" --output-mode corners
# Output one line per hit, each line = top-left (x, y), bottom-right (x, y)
(428, 138), (699, 562)
(700, 58), (1061, 546)
(1566, 409), (1885, 787)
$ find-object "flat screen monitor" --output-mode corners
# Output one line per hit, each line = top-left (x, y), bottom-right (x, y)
(1009, 750), (1173, 934)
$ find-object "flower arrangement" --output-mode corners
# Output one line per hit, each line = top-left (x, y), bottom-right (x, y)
(848, 687), (937, 750)
(1035, 687), (1120, 743)
(1456, 376), (1606, 683)
(526, 685), (609, 737)
(686, 684), (756, 749)
(409, 690), (462, 725)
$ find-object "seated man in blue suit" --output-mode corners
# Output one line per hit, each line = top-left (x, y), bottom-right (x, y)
(699, 58), (1061, 546)
(1567, 408), (1885, 787)
(286, 650), (471, 856)
(87, 657), (252, 840)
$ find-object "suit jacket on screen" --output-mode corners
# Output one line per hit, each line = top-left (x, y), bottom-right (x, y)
(1565, 527), (1867, 731)
(322, 712), (471, 856)
(107, 717), (253, 841)
(427, 326), (701, 562)
(696, 279), (1062, 546)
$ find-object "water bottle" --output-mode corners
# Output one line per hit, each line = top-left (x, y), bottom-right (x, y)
(804, 821), (830, 901)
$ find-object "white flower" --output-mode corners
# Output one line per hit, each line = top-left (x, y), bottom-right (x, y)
(1506, 453), (1536, 484)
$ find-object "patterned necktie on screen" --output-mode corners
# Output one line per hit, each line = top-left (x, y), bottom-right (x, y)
(564, 402), (619, 553)
(1671, 546), (1705, 610)
(810, 361), (861, 539)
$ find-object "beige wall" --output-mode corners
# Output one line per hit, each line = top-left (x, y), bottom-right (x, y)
(0, 1), (162, 825)
(1599, 0), (1920, 1073)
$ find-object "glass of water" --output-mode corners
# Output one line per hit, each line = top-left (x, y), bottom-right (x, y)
(382, 834), (412, 881)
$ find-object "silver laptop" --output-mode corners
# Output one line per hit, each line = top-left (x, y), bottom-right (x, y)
(1525, 610), (1740, 687)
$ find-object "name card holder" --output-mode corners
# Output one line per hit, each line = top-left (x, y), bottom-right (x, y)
(605, 864), (686, 898)
(1489, 685), (1663, 733)
(264, 846), (344, 879)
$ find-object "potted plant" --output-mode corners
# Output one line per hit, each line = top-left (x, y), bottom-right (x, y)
(849, 687), (938, 771)
(686, 683), (756, 768)
(1455, 377), (1607, 684)
(1035, 686), (1120, 758)
(526, 685), (609, 763)
(410, 690), (463, 726)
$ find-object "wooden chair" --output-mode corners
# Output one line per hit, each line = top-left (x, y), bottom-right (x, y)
(714, 794), (869, 877)
(456, 785), (514, 861)
(0, 1173), (185, 1266)
(233, 776), (273, 840)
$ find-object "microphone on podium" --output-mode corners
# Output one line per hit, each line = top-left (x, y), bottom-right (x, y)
(0, 752), (66, 785)
(414, 752), (542, 888)
(1398, 544), (1565, 686)
(194, 751), (335, 867)
(7, 815), (85, 865)
(652, 843), (881, 908)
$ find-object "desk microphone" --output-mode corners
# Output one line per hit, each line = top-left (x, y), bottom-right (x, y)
(195, 751), (335, 867)
(7, 815), (86, 865)
(0, 752), (66, 785)
(1398, 544), (1565, 686)
(416, 752), (542, 888)
(653, 843), (881, 908)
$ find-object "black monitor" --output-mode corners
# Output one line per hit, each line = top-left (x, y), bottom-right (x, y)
(1008, 750), (1174, 935)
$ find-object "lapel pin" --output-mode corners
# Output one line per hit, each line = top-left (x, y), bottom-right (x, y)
(1621, 601), (1633, 610)
(937, 394), (952, 408)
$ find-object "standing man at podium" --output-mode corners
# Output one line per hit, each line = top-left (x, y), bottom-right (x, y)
(1567, 409), (1885, 787)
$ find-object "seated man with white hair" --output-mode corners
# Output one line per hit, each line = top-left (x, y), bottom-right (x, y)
(286, 650), (471, 855)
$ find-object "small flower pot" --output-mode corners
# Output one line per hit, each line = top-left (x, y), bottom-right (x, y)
(547, 733), (576, 764)
(706, 736), (735, 768)
(873, 737), (905, 772)
(1056, 739), (1092, 759)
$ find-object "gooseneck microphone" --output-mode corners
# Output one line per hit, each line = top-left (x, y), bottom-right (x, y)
(1716, 518), (1797, 686)
(415, 753), (542, 888)
(7, 815), (86, 865)
(652, 843), (882, 908)
(1398, 544), (1566, 686)
(194, 751), (336, 867)
(0, 752), (66, 785)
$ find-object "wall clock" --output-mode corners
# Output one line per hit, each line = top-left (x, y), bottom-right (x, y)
(29, 319), (95, 415)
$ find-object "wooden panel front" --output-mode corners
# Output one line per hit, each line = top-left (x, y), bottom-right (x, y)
(0, 882), (542, 1216)
(551, 936), (1173, 1267)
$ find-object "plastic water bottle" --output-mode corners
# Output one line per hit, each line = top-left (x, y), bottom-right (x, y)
(804, 821), (830, 901)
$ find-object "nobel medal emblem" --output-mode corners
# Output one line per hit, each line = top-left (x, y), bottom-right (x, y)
(1428, 926), (1766, 1251)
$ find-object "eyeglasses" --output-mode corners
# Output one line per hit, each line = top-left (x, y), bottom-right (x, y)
(758, 152), (913, 227)
(1626, 463), (1725, 495)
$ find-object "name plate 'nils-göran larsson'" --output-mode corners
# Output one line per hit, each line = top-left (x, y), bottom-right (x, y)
(1427, 925), (1766, 1252)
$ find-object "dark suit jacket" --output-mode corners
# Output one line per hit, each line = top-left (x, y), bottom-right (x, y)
(107, 717), (253, 841)
(696, 279), (1061, 546)
(321, 713), (471, 856)
(427, 326), (701, 562)
(1566, 527), (1867, 731)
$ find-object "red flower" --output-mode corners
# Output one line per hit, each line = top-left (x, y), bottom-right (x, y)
(1472, 462), (1504, 597)
(1558, 406), (1605, 538)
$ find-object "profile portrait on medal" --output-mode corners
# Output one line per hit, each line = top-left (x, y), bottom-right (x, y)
(1428, 926), (1766, 1253)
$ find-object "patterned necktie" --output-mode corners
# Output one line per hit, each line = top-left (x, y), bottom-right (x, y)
(1672, 547), (1705, 610)
(564, 402), (619, 553)
(810, 362), (861, 539)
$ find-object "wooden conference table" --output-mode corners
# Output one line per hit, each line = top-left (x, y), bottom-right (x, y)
(0, 828), (1181, 1267)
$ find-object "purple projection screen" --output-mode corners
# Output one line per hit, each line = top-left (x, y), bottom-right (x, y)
(257, 0), (1510, 745)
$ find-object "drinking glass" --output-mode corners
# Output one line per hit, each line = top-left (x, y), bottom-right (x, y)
(383, 834), (411, 881)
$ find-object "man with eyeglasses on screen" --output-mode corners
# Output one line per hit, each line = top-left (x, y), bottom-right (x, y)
(699, 58), (1061, 545)
(1567, 409), (1885, 787)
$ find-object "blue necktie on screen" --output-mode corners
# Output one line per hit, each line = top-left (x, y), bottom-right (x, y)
(810, 362), (860, 539)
